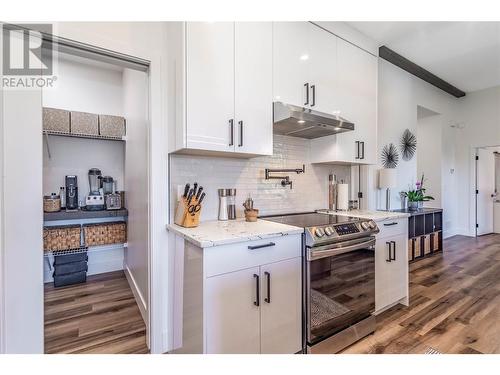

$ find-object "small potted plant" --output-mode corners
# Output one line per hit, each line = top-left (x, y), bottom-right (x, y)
(403, 174), (434, 211)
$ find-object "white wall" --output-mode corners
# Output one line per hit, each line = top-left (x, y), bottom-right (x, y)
(123, 68), (150, 324)
(170, 135), (352, 221)
(454, 86), (500, 236)
(372, 59), (459, 237)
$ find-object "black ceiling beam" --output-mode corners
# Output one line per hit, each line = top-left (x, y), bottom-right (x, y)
(379, 45), (466, 98)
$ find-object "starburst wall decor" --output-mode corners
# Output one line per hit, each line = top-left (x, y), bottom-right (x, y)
(381, 143), (399, 169)
(400, 129), (417, 161)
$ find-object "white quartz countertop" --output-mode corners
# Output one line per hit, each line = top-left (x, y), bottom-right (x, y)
(167, 219), (303, 248)
(322, 210), (410, 222)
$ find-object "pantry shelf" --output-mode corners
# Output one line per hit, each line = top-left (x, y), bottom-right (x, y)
(44, 208), (128, 222)
(44, 130), (127, 142)
(43, 242), (128, 257)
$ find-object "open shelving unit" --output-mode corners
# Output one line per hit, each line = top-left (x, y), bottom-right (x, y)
(43, 129), (127, 142)
(406, 209), (443, 262)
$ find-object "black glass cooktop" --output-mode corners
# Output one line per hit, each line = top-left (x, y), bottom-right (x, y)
(261, 212), (361, 228)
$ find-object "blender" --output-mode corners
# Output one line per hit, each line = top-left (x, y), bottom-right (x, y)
(85, 168), (105, 210)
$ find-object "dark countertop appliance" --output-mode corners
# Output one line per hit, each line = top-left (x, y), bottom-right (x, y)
(261, 212), (379, 353)
(65, 175), (78, 210)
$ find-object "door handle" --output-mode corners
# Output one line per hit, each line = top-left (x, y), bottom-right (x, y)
(253, 274), (260, 307)
(248, 242), (275, 250)
(355, 141), (360, 159)
(238, 120), (243, 147)
(229, 119), (234, 146)
(361, 142), (365, 159)
(383, 222), (398, 226)
(386, 242), (392, 262)
(390, 241), (396, 261)
(311, 85), (316, 107)
(264, 271), (271, 303)
(304, 83), (309, 105)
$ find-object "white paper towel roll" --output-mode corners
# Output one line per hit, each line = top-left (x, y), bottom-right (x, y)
(337, 183), (349, 211)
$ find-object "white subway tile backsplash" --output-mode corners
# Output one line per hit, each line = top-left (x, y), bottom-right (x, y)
(170, 135), (351, 221)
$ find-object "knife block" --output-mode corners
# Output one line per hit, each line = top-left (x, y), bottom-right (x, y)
(174, 197), (202, 228)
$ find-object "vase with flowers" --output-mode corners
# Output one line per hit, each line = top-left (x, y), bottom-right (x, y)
(403, 174), (434, 211)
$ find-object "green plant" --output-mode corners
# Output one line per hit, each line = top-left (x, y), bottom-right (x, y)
(403, 174), (435, 202)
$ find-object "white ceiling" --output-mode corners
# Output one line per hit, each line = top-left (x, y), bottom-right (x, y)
(347, 22), (500, 93)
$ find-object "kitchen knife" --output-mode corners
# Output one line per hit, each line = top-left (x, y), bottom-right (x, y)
(195, 187), (203, 201)
(183, 183), (190, 198)
(186, 189), (194, 204)
(192, 182), (198, 198)
(198, 192), (206, 204)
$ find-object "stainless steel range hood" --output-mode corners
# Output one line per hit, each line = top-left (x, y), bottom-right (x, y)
(273, 102), (354, 139)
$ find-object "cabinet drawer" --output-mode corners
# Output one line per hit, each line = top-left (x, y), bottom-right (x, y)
(205, 234), (302, 277)
(376, 218), (407, 239)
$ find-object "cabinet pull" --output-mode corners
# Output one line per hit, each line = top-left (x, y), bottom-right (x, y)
(386, 242), (392, 262)
(229, 119), (234, 146)
(311, 85), (316, 107)
(264, 271), (271, 303)
(390, 241), (396, 261)
(253, 274), (260, 307)
(355, 141), (360, 159)
(304, 83), (309, 105)
(248, 242), (275, 250)
(361, 141), (365, 159)
(383, 222), (398, 227)
(238, 120), (243, 147)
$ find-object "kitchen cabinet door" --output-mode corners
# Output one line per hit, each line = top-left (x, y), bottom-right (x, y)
(273, 22), (310, 107)
(375, 234), (409, 313)
(205, 267), (261, 353)
(260, 257), (302, 354)
(336, 38), (378, 164)
(186, 22), (235, 152)
(308, 23), (339, 115)
(234, 22), (273, 156)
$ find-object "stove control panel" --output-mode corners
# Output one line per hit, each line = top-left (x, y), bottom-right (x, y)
(333, 223), (360, 236)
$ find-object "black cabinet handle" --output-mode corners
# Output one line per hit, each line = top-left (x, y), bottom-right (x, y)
(248, 242), (275, 250)
(264, 271), (271, 303)
(391, 241), (396, 261)
(253, 274), (260, 306)
(304, 83), (309, 105)
(355, 141), (360, 159)
(386, 242), (392, 262)
(311, 85), (316, 107)
(229, 119), (234, 146)
(384, 222), (398, 226)
(238, 120), (243, 147)
(361, 141), (365, 159)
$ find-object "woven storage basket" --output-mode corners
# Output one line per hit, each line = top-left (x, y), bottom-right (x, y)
(43, 225), (81, 252)
(99, 114), (126, 137)
(83, 221), (127, 247)
(70, 111), (99, 136)
(43, 107), (70, 133)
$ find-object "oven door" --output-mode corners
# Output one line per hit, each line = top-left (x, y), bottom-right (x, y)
(306, 236), (375, 346)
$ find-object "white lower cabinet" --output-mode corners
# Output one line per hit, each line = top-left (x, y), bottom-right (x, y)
(374, 219), (409, 313)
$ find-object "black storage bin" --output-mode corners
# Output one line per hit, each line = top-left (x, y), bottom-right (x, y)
(54, 252), (88, 265)
(53, 271), (87, 287)
(53, 261), (88, 276)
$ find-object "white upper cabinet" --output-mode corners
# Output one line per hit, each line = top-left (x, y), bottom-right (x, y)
(273, 22), (310, 107)
(186, 22), (235, 153)
(234, 22), (273, 155)
(170, 22), (273, 157)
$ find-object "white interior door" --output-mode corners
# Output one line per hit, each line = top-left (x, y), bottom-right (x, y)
(205, 267), (261, 353)
(476, 148), (495, 235)
(234, 22), (273, 156)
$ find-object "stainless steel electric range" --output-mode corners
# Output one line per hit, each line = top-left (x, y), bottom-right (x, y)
(261, 212), (380, 353)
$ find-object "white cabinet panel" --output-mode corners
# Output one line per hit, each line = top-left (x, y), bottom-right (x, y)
(234, 22), (273, 155)
(260, 257), (302, 354)
(205, 267), (261, 353)
(375, 234), (409, 313)
(273, 22), (310, 107)
(186, 22), (235, 152)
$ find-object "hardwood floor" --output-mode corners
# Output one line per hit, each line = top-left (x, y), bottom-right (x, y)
(44, 270), (149, 354)
(342, 234), (500, 354)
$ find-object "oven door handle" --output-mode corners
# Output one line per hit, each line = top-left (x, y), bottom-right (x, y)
(307, 237), (376, 261)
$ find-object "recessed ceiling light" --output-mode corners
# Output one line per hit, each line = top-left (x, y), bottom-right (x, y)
(300, 54), (309, 61)
(298, 120), (305, 124)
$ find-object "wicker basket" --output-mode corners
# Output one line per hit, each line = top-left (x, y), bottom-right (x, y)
(83, 221), (127, 247)
(70, 111), (99, 136)
(99, 114), (126, 137)
(44, 225), (81, 252)
(43, 107), (70, 133)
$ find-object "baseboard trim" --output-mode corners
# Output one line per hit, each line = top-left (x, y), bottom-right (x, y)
(124, 264), (148, 325)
